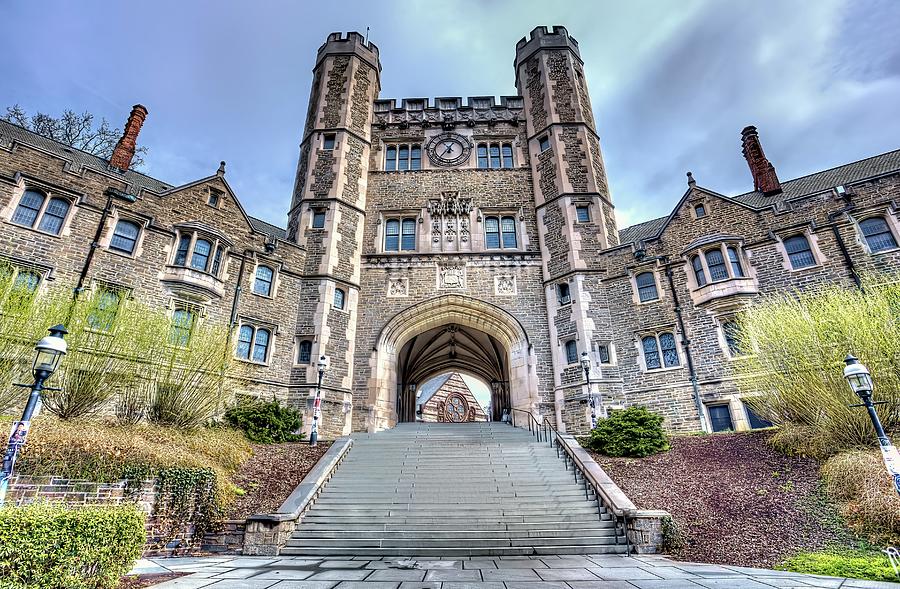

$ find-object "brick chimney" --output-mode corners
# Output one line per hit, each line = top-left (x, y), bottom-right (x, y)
(109, 104), (148, 171)
(741, 125), (781, 195)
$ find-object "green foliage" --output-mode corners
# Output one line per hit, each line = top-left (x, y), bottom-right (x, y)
(734, 275), (900, 455)
(780, 546), (898, 582)
(586, 406), (669, 458)
(0, 502), (145, 589)
(225, 396), (304, 443)
(660, 515), (687, 552)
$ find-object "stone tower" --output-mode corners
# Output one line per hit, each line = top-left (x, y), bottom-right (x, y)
(514, 26), (620, 429)
(288, 32), (381, 434)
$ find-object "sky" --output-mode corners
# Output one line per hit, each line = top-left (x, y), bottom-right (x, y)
(2, 1), (899, 230)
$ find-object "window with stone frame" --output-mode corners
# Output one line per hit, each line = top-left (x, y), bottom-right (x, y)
(87, 287), (124, 332)
(384, 143), (422, 171)
(207, 188), (223, 208)
(171, 231), (227, 277)
(538, 136), (550, 153)
(708, 404), (734, 432)
(783, 234), (816, 269)
(596, 342), (613, 365)
(859, 216), (898, 253)
(743, 401), (773, 429)
(312, 209), (326, 229)
(253, 265), (275, 297)
(693, 203), (707, 218)
(384, 217), (417, 252)
(0, 264), (42, 313)
(323, 133), (336, 150)
(721, 319), (743, 358)
(236, 323), (272, 364)
(169, 307), (197, 348)
(575, 205), (591, 223)
(476, 142), (514, 169)
(635, 272), (659, 302)
(11, 189), (72, 236)
(556, 282), (571, 305)
(564, 340), (578, 365)
(640, 331), (680, 370)
(333, 287), (346, 310)
(484, 215), (518, 249)
(689, 243), (749, 288)
(110, 219), (141, 255)
(297, 340), (313, 364)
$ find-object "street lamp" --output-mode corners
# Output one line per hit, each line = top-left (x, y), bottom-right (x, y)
(309, 355), (329, 447)
(843, 354), (900, 497)
(580, 351), (598, 430)
(0, 324), (68, 504)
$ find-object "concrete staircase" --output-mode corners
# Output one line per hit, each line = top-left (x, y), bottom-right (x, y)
(282, 422), (628, 557)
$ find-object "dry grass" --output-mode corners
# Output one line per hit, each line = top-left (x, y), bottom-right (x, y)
(821, 450), (900, 545)
(12, 416), (251, 492)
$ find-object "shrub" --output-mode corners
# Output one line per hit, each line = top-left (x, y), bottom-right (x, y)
(0, 502), (146, 589)
(822, 450), (900, 545)
(734, 276), (900, 455)
(225, 397), (304, 443)
(586, 406), (669, 458)
(780, 547), (897, 582)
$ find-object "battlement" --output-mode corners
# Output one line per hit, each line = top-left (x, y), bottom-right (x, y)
(514, 25), (581, 70)
(371, 96), (524, 128)
(316, 31), (381, 69)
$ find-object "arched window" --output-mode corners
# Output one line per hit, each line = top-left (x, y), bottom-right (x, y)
(401, 219), (416, 251)
(169, 309), (195, 347)
(253, 265), (274, 296)
(641, 335), (660, 370)
(691, 255), (706, 287)
(501, 216), (517, 248)
(110, 220), (140, 254)
(564, 340), (578, 364)
(253, 328), (271, 363)
(174, 235), (191, 266)
(704, 249), (728, 281)
(87, 289), (122, 331)
(484, 216), (500, 248)
(12, 270), (40, 294)
(11, 190), (45, 228)
(635, 272), (658, 302)
(860, 217), (898, 252)
(727, 247), (744, 278)
(334, 288), (346, 310)
(298, 340), (312, 364)
(659, 332), (680, 367)
(37, 198), (70, 235)
(384, 219), (400, 251)
(236, 325), (253, 359)
(784, 235), (815, 269)
(190, 239), (212, 271)
(722, 320), (741, 357)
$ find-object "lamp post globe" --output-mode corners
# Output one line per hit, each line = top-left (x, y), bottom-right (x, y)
(32, 324), (68, 378)
(843, 354), (873, 399)
(580, 351), (597, 429)
(309, 355), (329, 447)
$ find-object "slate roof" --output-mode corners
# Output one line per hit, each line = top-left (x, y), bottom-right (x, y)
(0, 118), (291, 240)
(415, 374), (453, 407)
(618, 148), (900, 245)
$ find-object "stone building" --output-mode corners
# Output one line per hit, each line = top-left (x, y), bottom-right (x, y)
(1, 26), (899, 437)
(415, 373), (488, 423)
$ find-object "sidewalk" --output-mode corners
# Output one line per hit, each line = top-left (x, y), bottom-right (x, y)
(130, 554), (900, 589)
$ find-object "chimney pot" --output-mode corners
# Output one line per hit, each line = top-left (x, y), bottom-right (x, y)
(109, 104), (148, 171)
(741, 125), (781, 195)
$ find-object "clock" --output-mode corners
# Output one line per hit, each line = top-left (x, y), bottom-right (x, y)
(426, 133), (472, 167)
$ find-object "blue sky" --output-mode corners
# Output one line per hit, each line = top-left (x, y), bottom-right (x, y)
(2, 0), (898, 230)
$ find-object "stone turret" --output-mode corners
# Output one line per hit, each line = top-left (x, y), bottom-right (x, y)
(289, 32), (381, 437)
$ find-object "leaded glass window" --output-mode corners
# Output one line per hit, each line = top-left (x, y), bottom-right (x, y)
(727, 247), (744, 278)
(174, 235), (191, 266)
(170, 309), (195, 347)
(87, 289), (122, 331)
(385, 144), (422, 171)
(253, 328), (271, 362)
(564, 340), (578, 364)
(722, 320), (741, 357)
(401, 219), (416, 251)
(11, 190), (44, 228)
(111, 220), (140, 254)
(254, 265), (274, 296)
(705, 249), (728, 281)
(36, 198), (69, 235)
(191, 239), (212, 271)
(708, 404), (734, 432)
(598, 344), (611, 364)
(784, 235), (815, 269)
(642, 336), (661, 370)
(691, 255), (706, 287)
(236, 325), (253, 359)
(485, 216), (500, 248)
(576, 205), (590, 223)
(312, 210), (326, 228)
(860, 217), (898, 252)
(636, 272), (658, 302)
(334, 288), (345, 310)
(298, 340), (312, 363)
(501, 216), (517, 248)
(476, 142), (514, 169)
(557, 282), (571, 305)
(659, 332), (680, 367)
(385, 219), (400, 251)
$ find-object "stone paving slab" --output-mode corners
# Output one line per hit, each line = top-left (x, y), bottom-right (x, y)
(134, 555), (900, 589)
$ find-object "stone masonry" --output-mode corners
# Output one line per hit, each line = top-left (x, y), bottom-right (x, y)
(1, 26), (899, 437)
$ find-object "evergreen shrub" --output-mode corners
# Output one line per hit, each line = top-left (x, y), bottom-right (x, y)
(225, 397), (304, 444)
(587, 406), (669, 458)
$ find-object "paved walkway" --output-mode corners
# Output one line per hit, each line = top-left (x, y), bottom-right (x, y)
(131, 554), (900, 589)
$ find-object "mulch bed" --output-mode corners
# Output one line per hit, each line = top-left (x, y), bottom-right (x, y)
(119, 573), (186, 588)
(226, 441), (331, 519)
(592, 431), (849, 568)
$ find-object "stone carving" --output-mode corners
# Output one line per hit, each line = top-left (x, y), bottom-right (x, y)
(494, 274), (517, 296)
(387, 277), (408, 297)
(460, 219), (470, 243)
(427, 192), (472, 217)
(432, 219), (442, 243)
(445, 219), (456, 242)
(438, 263), (466, 290)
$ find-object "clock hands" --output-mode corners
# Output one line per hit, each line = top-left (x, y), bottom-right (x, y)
(440, 143), (455, 156)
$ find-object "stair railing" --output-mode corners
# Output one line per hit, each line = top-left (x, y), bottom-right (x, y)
(506, 409), (631, 555)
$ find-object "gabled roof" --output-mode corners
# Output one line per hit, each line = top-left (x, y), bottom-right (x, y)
(0, 119), (172, 194)
(249, 216), (287, 240)
(415, 374), (453, 406)
(618, 147), (900, 245)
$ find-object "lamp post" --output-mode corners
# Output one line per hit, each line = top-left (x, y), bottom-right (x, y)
(580, 351), (598, 430)
(309, 355), (329, 447)
(843, 354), (900, 497)
(0, 324), (68, 505)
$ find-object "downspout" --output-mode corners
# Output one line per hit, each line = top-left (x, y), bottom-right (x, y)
(664, 263), (709, 433)
(74, 188), (136, 300)
(827, 203), (861, 289)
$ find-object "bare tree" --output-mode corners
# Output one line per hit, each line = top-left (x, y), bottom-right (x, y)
(3, 104), (147, 168)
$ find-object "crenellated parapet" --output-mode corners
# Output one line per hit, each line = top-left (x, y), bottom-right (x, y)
(514, 26), (582, 76)
(372, 96), (524, 128)
(315, 31), (381, 75)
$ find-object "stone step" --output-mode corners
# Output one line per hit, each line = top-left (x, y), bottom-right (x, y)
(284, 536), (622, 548)
(279, 545), (628, 557)
(300, 514), (615, 524)
(290, 528), (618, 539)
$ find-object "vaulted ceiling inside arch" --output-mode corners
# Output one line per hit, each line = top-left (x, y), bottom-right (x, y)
(398, 323), (507, 386)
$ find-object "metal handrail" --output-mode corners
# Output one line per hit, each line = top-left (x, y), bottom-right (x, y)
(506, 409), (631, 555)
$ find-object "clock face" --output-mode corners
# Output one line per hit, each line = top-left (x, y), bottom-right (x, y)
(426, 133), (472, 167)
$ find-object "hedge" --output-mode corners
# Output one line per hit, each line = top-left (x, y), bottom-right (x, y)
(0, 502), (146, 589)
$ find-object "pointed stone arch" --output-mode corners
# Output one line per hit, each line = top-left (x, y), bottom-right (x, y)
(364, 294), (540, 432)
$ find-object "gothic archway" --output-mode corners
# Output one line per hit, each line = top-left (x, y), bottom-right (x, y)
(364, 294), (539, 432)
